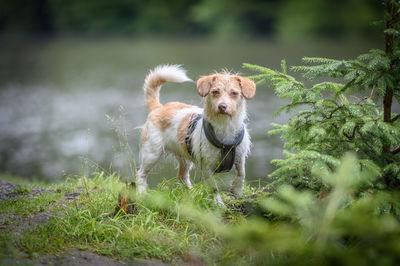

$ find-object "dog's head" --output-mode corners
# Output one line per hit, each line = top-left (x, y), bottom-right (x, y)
(197, 71), (256, 117)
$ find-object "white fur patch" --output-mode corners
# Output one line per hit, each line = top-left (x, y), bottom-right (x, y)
(144, 64), (192, 92)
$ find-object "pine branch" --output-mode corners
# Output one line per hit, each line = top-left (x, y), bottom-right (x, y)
(392, 146), (400, 155)
(391, 114), (400, 123)
(326, 105), (343, 119)
(342, 125), (359, 140)
(337, 76), (358, 94)
(302, 57), (340, 64)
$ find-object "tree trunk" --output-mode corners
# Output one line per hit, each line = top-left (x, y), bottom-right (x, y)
(383, 0), (396, 153)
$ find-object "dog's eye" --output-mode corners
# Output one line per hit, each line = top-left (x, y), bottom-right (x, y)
(230, 91), (239, 97)
(212, 90), (220, 96)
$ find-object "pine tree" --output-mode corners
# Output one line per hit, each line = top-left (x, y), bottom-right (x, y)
(244, 0), (400, 191)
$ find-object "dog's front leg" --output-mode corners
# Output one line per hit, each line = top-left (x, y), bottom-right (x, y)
(202, 169), (226, 207)
(230, 158), (245, 198)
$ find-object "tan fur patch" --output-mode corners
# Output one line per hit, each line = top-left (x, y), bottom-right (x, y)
(177, 113), (194, 155)
(148, 102), (193, 131)
(178, 164), (186, 179)
(235, 76), (256, 99)
(196, 75), (215, 97)
(147, 77), (164, 89)
(145, 77), (164, 112)
(140, 123), (149, 144)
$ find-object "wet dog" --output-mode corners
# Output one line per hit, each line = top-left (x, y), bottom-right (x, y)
(137, 65), (256, 199)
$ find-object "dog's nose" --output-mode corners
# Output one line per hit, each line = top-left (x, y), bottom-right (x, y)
(218, 103), (227, 112)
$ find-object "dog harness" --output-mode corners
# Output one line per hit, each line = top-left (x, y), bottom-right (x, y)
(185, 114), (245, 173)
(185, 114), (203, 158)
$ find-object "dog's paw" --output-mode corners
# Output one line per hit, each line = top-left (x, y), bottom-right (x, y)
(137, 184), (147, 194)
(213, 193), (227, 208)
(229, 186), (243, 198)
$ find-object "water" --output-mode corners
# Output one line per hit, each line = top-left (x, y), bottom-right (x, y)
(0, 37), (382, 185)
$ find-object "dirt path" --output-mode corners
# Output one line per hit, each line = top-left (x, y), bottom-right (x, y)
(3, 249), (168, 266)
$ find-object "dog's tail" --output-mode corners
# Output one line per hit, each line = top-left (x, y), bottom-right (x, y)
(143, 65), (192, 112)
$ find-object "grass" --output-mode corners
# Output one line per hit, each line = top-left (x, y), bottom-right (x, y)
(0, 193), (60, 216)
(0, 172), (262, 264)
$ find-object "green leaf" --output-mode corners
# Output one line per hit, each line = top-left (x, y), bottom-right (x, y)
(281, 59), (287, 75)
(384, 28), (400, 35)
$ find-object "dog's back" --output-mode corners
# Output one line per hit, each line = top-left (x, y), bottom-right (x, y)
(141, 65), (202, 159)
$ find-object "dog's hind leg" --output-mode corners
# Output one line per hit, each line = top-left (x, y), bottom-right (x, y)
(137, 140), (163, 193)
(177, 159), (193, 189)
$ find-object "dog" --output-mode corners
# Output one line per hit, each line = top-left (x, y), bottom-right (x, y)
(137, 65), (256, 199)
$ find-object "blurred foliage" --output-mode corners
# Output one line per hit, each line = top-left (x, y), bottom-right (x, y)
(137, 154), (400, 265)
(217, 154), (400, 265)
(47, 0), (199, 35)
(277, 0), (381, 40)
(0, 0), (380, 38)
(244, 0), (400, 190)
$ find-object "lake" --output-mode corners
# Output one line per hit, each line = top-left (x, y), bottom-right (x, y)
(0, 37), (385, 187)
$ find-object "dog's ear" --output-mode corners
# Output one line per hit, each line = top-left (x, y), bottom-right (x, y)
(196, 75), (215, 97)
(236, 76), (256, 99)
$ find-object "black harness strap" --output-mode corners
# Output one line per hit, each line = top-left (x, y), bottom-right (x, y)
(202, 119), (245, 173)
(185, 115), (245, 173)
(184, 114), (202, 157)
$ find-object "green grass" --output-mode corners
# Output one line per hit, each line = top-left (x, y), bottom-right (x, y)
(0, 172), (259, 264)
(0, 193), (61, 216)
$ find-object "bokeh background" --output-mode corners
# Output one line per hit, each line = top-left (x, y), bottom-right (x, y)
(0, 0), (385, 185)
